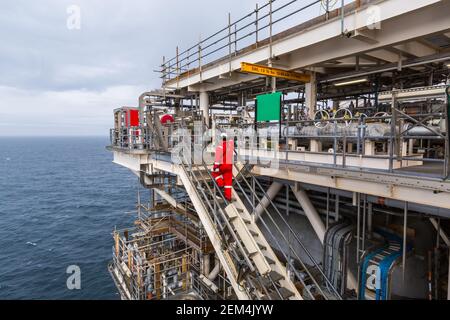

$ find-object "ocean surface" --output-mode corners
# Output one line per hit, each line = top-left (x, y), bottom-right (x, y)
(0, 137), (138, 299)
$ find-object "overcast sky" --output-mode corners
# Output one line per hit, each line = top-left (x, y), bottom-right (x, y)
(0, 0), (333, 136)
(0, 0), (263, 136)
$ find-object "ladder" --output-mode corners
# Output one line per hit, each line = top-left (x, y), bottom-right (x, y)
(176, 155), (302, 300)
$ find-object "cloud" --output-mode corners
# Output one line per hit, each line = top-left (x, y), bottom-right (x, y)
(0, 0), (270, 135)
(0, 85), (147, 136)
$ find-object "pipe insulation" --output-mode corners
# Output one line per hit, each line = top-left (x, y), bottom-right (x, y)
(208, 259), (221, 281)
(203, 254), (210, 276)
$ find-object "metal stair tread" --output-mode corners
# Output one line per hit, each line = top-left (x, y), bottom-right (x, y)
(248, 275), (272, 292)
(257, 242), (267, 251)
(180, 166), (303, 300)
(264, 255), (275, 265)
(242, 217), (252, 224)
(262, 287), (295, 300)
(267, 270), (284, 283)
(249, 230), (259, 237)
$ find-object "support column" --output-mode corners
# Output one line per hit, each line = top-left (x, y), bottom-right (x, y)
(305, 72), (317, 120)
(364, 141), (376, 156)
(291, 183), (325, 243)
(199, 91), (210, 127)
(310, 140), (322, 153)
(291, 183), (357, 292)
(254, 181), (283, 221)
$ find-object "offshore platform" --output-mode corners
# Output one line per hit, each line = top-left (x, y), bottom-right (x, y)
(107, 0), (450, 300)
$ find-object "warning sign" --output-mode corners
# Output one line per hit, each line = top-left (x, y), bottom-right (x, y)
(241, 62), (311, 82)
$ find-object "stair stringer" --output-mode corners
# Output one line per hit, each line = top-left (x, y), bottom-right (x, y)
(231, 189), (303, 300)
(175, 164), (251, 300)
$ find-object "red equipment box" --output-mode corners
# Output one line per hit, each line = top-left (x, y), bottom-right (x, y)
(114, 107), (140, 128)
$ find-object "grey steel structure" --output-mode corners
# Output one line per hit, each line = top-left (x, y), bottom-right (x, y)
(108, 0), (450, 300)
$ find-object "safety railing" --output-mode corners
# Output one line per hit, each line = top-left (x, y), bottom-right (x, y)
(109, 127), (153, 151)
(177, 144), (302, 299)
(177, 152), (257, 292)
(234, 101), (449, 179)
(232, 161), (342, 300)
(160, 0), (355, 84)
(110, 84), (449, 181)
(110, 109), (205, 151)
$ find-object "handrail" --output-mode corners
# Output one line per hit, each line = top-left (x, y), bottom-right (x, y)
(193, 156), (289, 299)
(233, 102), (449, 179)
(196, 148), (299, 299)
(177, 156), (261, 298)
(161, 0), (333, 82)
(233, 161), (343, 299)
(178, 149), (291, 298)
(177, 152), (257, 275)
(232, 164), (318, 299)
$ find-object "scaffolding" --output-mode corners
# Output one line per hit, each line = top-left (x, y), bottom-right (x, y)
(109, 198), (226, 300)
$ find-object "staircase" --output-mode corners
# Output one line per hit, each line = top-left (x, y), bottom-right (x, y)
(226, 193), (303, 300)
(232, 163), (343, 300)
(176, 155), (302, 300)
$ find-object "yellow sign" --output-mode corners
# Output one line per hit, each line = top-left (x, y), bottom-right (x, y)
(240, 62), (311, 83)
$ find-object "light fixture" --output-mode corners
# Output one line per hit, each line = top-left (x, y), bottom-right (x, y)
(334, 78), (369, 87)
(446, 63), (450, 68)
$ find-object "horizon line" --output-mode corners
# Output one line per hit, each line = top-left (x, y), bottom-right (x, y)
(0, 135), (109, 138)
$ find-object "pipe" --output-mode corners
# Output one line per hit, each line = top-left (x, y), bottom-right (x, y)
(290, 184), (326, 243)
(269, 184), (355, 292)
(254, 181), (283, 221)
(290, 184), (358, 292)
(241, 182), (358, 290)
(356, 193), (360, 264)
(138, 91), (153, 125)
(208, 259), (221, 281)
(241, 183), (408, 222)
(335, 194), (340, 222)
(203, 254), (210, 275)
(428, 250), (433, 300)
(162, 274), (167, 299)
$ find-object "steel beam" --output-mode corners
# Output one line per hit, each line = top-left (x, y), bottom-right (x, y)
(430, 218), (450, 247)
(168, 0), (447, 90)
(290, 184), (326, 243)
(254, 181), (283, 221)
(252, 166), (450, 210)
